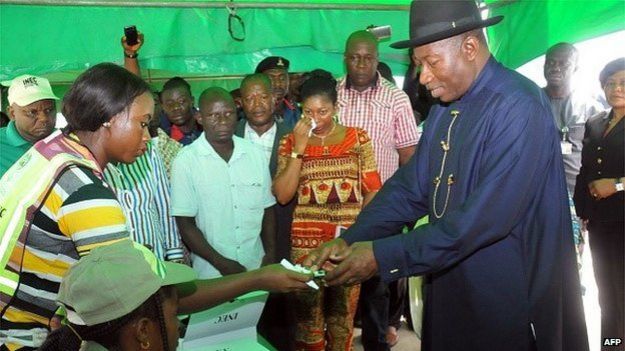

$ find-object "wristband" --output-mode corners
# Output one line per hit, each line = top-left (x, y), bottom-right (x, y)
(616, 179), (624, 192)
(290, 152), (304, 159)
(124, 52), (138, 59)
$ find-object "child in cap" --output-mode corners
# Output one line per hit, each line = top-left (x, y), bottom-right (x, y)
(40, 240), (196, 351)
(40, 240), (314, 351)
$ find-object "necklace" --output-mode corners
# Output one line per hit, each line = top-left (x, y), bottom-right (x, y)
(609, 115), (623, 125)
(312, 122), (336, 147)
(432, 109), (460, 219)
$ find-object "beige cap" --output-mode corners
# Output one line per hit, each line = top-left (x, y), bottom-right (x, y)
(2, 74), (59, 107)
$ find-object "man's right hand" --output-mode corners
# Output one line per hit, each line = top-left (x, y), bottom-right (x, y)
(215, 257), (247, 276)
(302, 238), (350, 271)
(257, 264), (314, 292)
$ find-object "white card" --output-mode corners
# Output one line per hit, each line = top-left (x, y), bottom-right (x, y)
(280, 259), (319, 289)
(560, 141), (573, 155)
(308, 119), (317, 137)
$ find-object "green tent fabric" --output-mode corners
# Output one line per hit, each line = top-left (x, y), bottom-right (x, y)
(0, 4), (411, 82)
(487, 0), (625, 69)
(1, 0), (624, 90)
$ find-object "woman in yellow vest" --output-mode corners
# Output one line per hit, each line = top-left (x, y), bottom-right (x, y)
(0, 63), (312, 350)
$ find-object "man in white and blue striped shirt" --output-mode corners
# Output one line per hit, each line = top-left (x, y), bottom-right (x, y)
(104, 141), (185, 261)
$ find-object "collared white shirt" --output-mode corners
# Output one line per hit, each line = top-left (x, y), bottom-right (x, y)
(244, 121), (277, 163)
(170, 135), (276, 278)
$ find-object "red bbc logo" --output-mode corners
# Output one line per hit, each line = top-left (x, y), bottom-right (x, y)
(603, 338), (623, 347)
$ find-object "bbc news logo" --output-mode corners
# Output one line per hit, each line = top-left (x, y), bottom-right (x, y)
(603, 338), (622, 347)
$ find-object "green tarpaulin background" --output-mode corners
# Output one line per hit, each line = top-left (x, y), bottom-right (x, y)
(1, 0), (624, 95)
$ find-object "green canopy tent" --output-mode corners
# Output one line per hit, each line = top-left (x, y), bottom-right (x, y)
(0, 0), (623, 96)
(486, 0), (625, 69)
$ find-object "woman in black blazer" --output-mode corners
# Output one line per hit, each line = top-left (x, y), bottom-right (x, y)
(574, 58), (624, 344)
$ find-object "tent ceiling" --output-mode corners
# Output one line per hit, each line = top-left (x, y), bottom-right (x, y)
(0, 0), (623, 85)
(486, 0), (625, 69)
(2, 0), (412, 7)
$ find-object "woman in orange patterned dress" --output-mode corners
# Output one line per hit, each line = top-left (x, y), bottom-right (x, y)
(273, 70), (382, 351)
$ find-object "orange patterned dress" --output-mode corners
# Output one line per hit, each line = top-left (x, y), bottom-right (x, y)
(277, 127), (382, 351)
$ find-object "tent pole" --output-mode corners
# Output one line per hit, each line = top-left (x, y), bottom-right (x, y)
(49, 73), (249, 86)
(0, 0), (410, 10)
(0, 0), (514, 11)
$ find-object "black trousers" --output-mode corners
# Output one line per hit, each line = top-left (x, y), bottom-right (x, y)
(587, 220), (624, 347)
(388, 278), (407, 330)
(359, 275), (390, 351)
(258, 202), (296, 351)
(258, 292), (295, 351)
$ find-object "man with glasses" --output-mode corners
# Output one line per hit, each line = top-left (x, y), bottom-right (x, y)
(0, 75), (59, 177)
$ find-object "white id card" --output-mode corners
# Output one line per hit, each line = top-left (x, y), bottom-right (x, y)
(560, 141), (573, 155)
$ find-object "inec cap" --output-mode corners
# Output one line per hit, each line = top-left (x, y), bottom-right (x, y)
(1, 74), (59, 107)
(57, 240), (197, 326)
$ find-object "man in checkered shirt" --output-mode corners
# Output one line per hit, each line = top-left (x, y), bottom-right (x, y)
(337, 29), (420, 351)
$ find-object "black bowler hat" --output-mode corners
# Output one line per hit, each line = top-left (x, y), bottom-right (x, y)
(390, 0), (503, 49)
(255, 56), (290, 73)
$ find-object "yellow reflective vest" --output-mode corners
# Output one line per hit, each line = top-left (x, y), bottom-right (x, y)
(0, 130), (101, 313)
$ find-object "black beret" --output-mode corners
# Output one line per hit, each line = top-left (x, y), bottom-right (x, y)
(599, 57), (625, 87)
(255, 56), (290, 73)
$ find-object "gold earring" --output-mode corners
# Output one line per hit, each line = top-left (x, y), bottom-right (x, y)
(140, 340), (150, 350)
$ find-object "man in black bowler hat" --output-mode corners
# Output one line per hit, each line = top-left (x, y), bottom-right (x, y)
(304, 1), (589, 350)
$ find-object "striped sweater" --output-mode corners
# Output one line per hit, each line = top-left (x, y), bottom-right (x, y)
(1, 165), (129, 350)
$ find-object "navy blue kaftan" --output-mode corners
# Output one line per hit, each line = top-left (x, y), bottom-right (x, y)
(342, 57), (588, 351)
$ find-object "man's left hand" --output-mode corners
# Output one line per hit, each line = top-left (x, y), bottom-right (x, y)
(121, 32), (144, 55)
(323, 241), (378, 286)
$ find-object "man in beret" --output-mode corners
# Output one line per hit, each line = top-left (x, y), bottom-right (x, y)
(255, 56), (301, 128)
(306, 1), (588, 350)
(0, 75), (58, 177)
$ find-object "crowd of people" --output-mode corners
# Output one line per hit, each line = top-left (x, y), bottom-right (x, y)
(0, 0), (623, 350)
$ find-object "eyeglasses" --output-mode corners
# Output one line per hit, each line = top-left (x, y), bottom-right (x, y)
(605, 80), (625, 90)
(21, 106), (56, 119)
